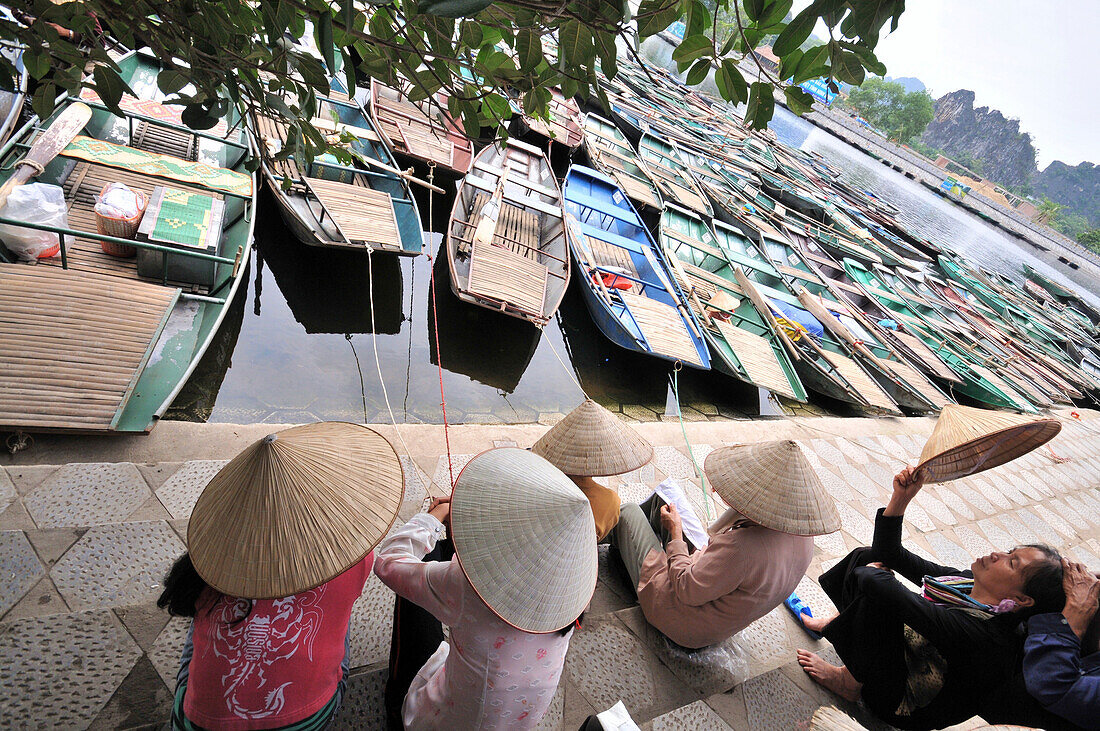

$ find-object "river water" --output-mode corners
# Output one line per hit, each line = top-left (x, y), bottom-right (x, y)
(167, 107), (1097, 425)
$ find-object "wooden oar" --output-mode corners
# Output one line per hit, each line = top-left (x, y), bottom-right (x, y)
(472, 158), (511, 248)
(732, 265), (801, 362)
(796, 289), (877, 361)
(0, 102), (92, 208)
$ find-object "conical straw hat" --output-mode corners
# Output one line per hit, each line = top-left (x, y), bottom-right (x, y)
(702, 440), (841, 536)
(810, 707), (870, 730)
(531, 399), (654, 476)
(450, 447), (597, 632)
(189, 422), (404, 599)
(913, 404), (1061, 483)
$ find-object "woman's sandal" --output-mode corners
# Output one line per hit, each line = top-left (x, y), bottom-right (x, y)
(784, 592), (823, 640)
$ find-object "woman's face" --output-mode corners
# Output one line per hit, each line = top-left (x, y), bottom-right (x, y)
(970, 546), (1047, 606)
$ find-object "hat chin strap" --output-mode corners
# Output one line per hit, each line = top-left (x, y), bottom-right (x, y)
(709, 507), (755, 535)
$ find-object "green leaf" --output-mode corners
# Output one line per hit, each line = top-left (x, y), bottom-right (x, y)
(772, 4), (817, 56)
(24, 51), (49, 81)
(31, 84), (56, 121)
(744, 0), (767, 22)
(516, 29), (542, 70)
(636, 0), (682, 39)
(831, 44), (865, 85)
(784, 85), (815, 115)
(459, 20), (483, 49)
(342, 0), (355, 32)
(484, 93), (511, 121)
(684, 0), (710, 38)
(759, 0), (794, 28)
(671, 34), (712, 64)
(91, 65), (133, 110)
(595, 30), (618, 80)
(685, 58), (711, 86)
(317, 12), (335, 72)
(157, 70), (190, 95)
(558, 20), (592, 67)
(778, 48), (803, 80)
(794, 44), (830, 79)
(715, 59), (748, 104)
(181, 104), (219, 131)
(744, 81), (775, 129)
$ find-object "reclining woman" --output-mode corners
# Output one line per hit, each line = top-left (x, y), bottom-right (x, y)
(375, 448), (597, 730)
(797, 465), (1067, 730)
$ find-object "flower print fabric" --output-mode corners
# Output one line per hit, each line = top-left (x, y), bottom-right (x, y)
(375, 513), (572, 730)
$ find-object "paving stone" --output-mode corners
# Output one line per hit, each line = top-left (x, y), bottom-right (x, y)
(902, 503), (935, 533)
(732, 607), (792, 675)
(52, 521), (184, 610)
(622, 404), (660, 422)
(618, 462), (657, 487)
(5, 465), (58, 495)
(398, 456), (430, 519)
(996, 479), (1031, 507)
(154, 460), (229, 519)
(741, 666), (821, 730)
(1049, 497), (1094, 533)
(1016, 507), (1066, 545)
(0, 531), (45, 618)
(1015, 472), (1048, 503)
(913, 492), (957, 526)
(2, 575), (68, 620)
(0, 468), (14, 514)
(814, 468), (855, 503)
(977, 518), (1016, 552)
(535, 677), (566, 730)
(596, 545), (638, 606)
(791, 575), (835, 623)
(349, 571), (396, 669)
(952, 526), (996, 560)
(813, 530), (847, 558)
(1076, 489), (1100, 516)
(834, 439), (871, 465)
(431, 453), (476, 492)
(997, 513), (1041, 546)
(704, 685), (748, 727)
(970, 475), (1012, 510)
(134, 462), (183, 491)
(925, 533), (972, 571)
(616, 606), (748, 697)
(834, 502), (874, 546)
(24, 463), (151, 528)
(538, 412), (568, 425)
(0, 609), (141, 729)
(808, 439), (850, 472)
(114, 604), (172, 656)
(87, 655), (173, 730)
(953, 483), (995, 516)
(652, 446), (696, 480)
(836, 467), (881, 500)
(860, 461), (898, 496)
(647, 699), (733, 730)
(564, 615), (696, 723)
(934, 487), (975, 521)
(331, 665), (388, 730)
(0, 499), (34, 531)
(150, 616), (190, 689)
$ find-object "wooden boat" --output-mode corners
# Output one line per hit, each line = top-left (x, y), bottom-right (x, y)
(513, 87), (583, 149)
(710, 219), (901, 413)
(368, 79), (473, 176)
(580, 113), (663, 212)
(658, 204), (807, 401)
(1022, 262), (1076, 300)
(0, 50), (256, 433)
(563, 165), (709, 368)
(250, 83), (423, 255)
(637, 133), (713, 218)
(447, 138), (569, 325)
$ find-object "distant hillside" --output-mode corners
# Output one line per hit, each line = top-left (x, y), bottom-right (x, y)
(921, 89), (1037, 191)
(884, 76), (926, 94)
(1035, 161), (1100, 228)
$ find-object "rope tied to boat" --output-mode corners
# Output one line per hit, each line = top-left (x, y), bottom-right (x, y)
(15, 159), (44, 174)
(670, 361), (714, 522)
(425, 162), (456, 491)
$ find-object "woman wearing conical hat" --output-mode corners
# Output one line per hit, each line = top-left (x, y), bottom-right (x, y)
(531, 399), (654, 541)
(375, 448), (597, 730)
(156, 423), (405, 731)
(609, 439), (841, 649)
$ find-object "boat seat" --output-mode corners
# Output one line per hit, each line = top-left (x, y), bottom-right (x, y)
(470, 164), (561, 201)
(305, 177), (403, 251)
(468, 193), (540, 260)
(566, 189), (638, 225)
(463, 174), (561, 218)
(574, 219), (647, 256)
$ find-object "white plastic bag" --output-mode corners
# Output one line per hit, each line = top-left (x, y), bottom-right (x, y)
(0, 183), (68, 261)
(595, 701), (642, 731)
(94, 182), (142, 219)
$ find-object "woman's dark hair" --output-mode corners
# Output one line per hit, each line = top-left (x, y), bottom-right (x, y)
(1011, 544), (1065, 620)
(157, 553), (216, 618)
(557, 612), (585, 636)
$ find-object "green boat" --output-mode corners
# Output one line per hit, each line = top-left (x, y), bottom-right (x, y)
(637, 132), (713, 218)
(658, 204), (807, 402)
(1022, 262), (1076, 300)
(844, 260), (1038, 413)
(710, 218), (901, 413)
(0, 50), (255, 433)
(580, 113), (663, 212)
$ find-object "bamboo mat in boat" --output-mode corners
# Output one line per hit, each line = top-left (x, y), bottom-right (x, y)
(470, 193), (540, 260)
(0, 266), (178, 432)
(619, 291), (703, 366)
(714, 319), (798, 399)
(586, 236), (639, 292)
(819, 349), (899, 413)
(79, 88), (229, 136)
(592, 150), (660, 208)
(467, 241), (548, 317)
(306, 178), (402, 251)
(873, 356), (950, 409)
(399, 123), (453, 167)
(889, 331), (960, 382)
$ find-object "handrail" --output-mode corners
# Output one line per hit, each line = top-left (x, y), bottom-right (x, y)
(80, 98), (249, 150)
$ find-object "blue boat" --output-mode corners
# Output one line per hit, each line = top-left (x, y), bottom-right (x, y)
(563, 166), (710, 369)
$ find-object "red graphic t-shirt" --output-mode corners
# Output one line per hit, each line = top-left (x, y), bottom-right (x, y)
(183, 554), (372, 730)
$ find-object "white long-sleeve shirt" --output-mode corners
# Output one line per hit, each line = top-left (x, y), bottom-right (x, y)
(374, 513), (572, 730)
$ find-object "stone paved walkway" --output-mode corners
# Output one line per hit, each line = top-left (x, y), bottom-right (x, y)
(2, 410), (1099, 729)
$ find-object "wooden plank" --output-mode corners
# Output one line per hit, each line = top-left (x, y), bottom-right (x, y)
(819, 348), (900, 412)
(0, 266), (178, 432)
(619, 291), (703, 366)
(466, 241), (548, 317)
(714, 319), (798, 399)
(306, 177), (402, 251)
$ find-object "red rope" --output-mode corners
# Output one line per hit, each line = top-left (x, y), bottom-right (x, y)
(427, 251), (456, 491)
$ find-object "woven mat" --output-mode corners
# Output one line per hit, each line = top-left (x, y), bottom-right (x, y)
(891, 331), (960, 381)
(61, 136), (253, 197)
(79, 88), (229, 136)
(874, 356), (950, 408)
(715, 319), (798, 399)
(620, 291), (703, 366)
(467, 241), (548, 317)
(820, 348), (899, 412)
(308, 178), (401, 250)
(146, 188), (215, 248)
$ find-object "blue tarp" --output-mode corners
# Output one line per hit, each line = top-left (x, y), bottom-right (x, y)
(770, 299), (825, 339)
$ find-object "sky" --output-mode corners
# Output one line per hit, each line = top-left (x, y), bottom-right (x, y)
(809, 0), (1100, 169)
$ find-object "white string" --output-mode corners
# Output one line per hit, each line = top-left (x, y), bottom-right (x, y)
(366, 246), (415, 460)
(539, 324), (586, 395)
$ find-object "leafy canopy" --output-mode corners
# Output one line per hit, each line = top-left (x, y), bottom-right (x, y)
(839, 77), (934, 144)
(2, 0), (906, 160)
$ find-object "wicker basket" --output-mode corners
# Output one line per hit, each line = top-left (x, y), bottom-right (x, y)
(95, 184), (148, 257)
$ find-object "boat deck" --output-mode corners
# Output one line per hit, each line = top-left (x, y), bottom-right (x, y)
(0, 266), (178, 432)
(619, 291), (702, 366)
(819, 349), (898, 413)
(714, 319), (797, 399)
